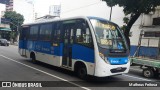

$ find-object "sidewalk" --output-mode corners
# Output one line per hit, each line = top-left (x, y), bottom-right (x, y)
(10, 42), (18, 46)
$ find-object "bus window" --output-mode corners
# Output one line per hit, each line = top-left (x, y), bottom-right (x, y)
(29, 25), (39, 40)
(19, 26), (29, 40)
(75, 20), (93, 47)
(39, 23), (52, 41)
(53, 22), (61, 45)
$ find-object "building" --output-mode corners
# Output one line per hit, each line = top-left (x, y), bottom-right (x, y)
(0, 3), (11, 40)
(130, 6), (160, 56)
(5, 0), (34, 23)
(0, 0), (10, 5)
(49, 5), (61, 17)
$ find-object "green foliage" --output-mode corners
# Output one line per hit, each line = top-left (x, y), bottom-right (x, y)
(103, 0), (160, 15)
(123, 17), (129, 24)
(121, 25), (126, 31)
(4, 11), (24, 31)
(4, 11), (24, 42)
(10, 32), (16, 39)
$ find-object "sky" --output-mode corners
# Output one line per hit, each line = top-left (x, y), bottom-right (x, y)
(29, 0), (125, 26)
(33, 0), (61, 17)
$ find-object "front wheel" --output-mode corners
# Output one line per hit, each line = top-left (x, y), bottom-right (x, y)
(143, 68), (154, 78)
(77, 66), (87, 79)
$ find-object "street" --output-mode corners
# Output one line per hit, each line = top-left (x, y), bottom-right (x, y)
(0, 45), (160, 90)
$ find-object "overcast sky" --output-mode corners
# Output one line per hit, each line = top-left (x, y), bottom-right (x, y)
(30, 0), (125, 26)
(33, 0), (61, 17)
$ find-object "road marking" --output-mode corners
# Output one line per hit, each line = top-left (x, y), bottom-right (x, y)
(123, 74), (151, 81)
(0, 55), (90, 90)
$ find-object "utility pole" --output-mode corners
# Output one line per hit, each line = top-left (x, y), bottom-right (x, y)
(109, 6), (112, 21)
(109, 0), (113, 21)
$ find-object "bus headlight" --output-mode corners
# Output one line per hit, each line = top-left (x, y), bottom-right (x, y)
(99, 52), (105, 60)
(99, 52), (110, 64)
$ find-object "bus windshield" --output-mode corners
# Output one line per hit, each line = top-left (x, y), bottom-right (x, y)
(90, 19), (127, 50)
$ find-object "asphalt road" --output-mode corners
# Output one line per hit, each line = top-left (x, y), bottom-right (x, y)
(0, 45), (159, 90)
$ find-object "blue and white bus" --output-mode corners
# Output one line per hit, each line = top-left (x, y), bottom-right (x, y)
(19, 16), (130, 79)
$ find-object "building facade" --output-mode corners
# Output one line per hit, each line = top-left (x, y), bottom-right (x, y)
(49, 5), (61, 17)
(129, 6), (160, 57)
(0, 0), (10, 5)
(0, 3), (11, 40)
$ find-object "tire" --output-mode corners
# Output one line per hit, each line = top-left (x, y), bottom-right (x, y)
(31, 53), (37, 63)
(143, 68), (154, 78)
(77, 66), (87, 79)
(154, 69), (159, 78)
(4, 43), (7, 46)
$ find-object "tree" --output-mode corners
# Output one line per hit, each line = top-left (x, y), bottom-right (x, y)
(103, 0), (160, 49)
(4, 11), (24, 42)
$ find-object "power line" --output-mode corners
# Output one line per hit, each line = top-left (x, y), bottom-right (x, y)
(61, 1), (102, 14)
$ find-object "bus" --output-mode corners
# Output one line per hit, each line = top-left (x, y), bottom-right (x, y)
(19, 16), (130, 79)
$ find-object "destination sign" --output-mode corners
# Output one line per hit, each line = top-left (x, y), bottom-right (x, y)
(96, 22), (116, 30)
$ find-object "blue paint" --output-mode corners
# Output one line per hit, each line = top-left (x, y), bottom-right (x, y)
(19, 40), (27, 49)
(53, 43), (63, 56)
(130, 45), (137, 56)
(107, 57), (128, 65)
(130, 45), (159, 57)
(19, 40), (95, 63)
(72, 44), (94, 63)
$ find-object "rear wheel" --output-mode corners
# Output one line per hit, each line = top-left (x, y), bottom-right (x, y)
(30, 53), (37, 63)
(143, 68), (154, 78)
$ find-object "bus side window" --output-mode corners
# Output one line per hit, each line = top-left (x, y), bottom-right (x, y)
(29, 25), (39, 40)
(53, 22), (61, 45)
(39, 24), (52, 41)
(75, 20), (93, 48)
(20, 27), (28, 40)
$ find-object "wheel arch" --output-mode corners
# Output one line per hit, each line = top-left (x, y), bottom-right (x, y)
(74, 60), (88, 74)
(30, 51), (36, 59)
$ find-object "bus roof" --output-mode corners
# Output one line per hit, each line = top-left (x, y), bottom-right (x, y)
(22, 16), (115, 26)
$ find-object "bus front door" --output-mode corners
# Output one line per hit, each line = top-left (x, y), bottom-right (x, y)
(21, 27), (28, 56)
(62, 25), (73, 68)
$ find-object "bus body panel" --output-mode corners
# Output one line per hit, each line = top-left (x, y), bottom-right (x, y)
(72, 44), (94, 63)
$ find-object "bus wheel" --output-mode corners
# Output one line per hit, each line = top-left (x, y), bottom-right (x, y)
(77, 65), (87, 79)
(30, 52), (37, 63)
(143, 68), (154, 78)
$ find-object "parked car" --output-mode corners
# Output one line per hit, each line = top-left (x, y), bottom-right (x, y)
(0, 39), (10, 46)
